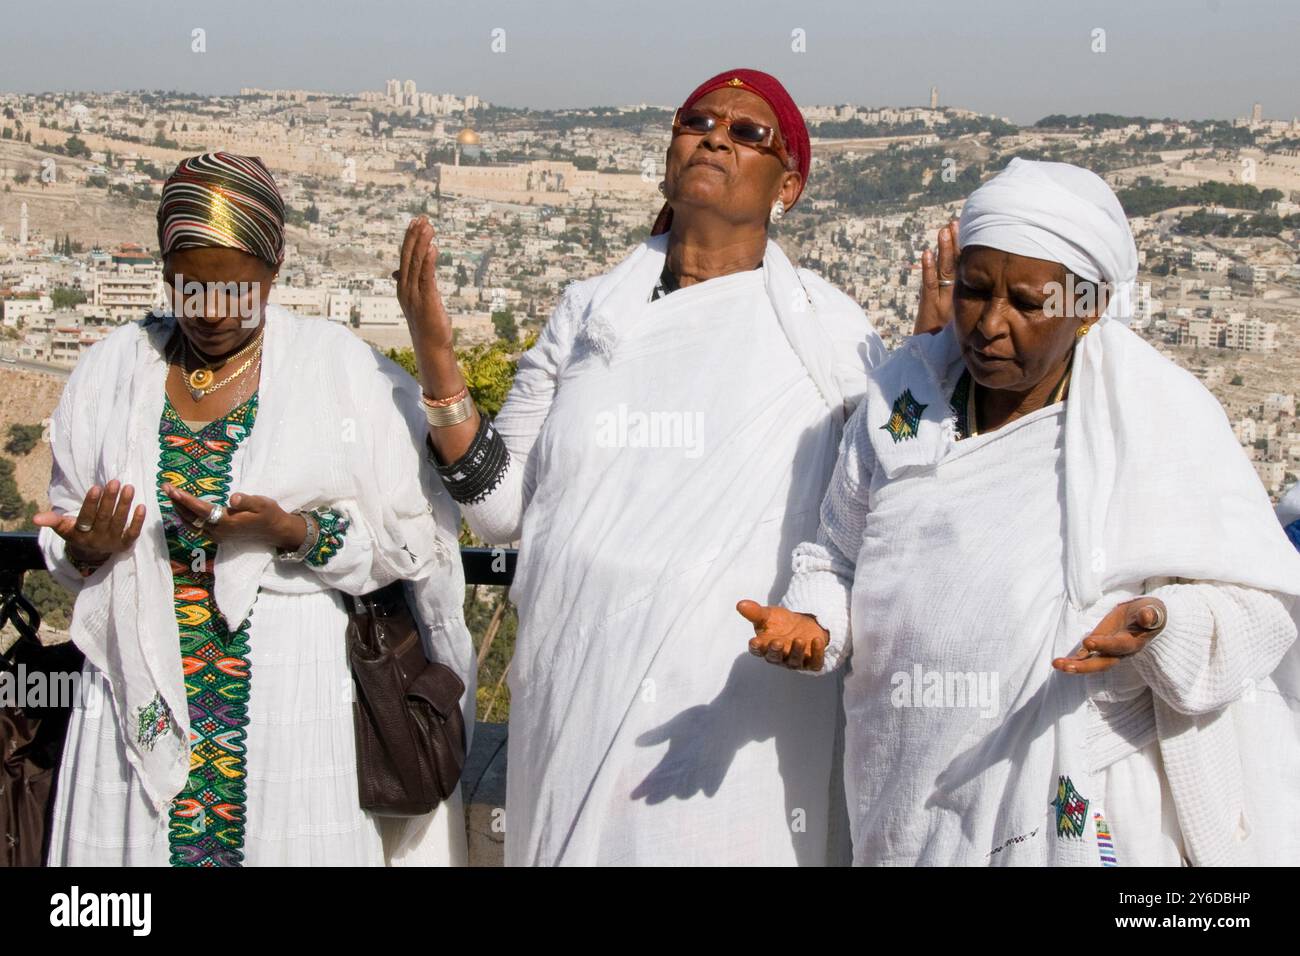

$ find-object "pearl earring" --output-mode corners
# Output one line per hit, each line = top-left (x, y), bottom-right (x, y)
(769, 199), (785, 224)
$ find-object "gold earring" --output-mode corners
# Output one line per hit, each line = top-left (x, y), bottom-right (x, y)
(1076, 323), (1091, 338)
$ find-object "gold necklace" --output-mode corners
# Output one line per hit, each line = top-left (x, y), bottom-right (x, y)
(192, 344), (262, 401)
(178, 330), (264, 401)
(230, 354), (261, 408)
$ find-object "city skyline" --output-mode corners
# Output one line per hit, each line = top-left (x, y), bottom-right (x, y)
(0, 0), (1297, 124)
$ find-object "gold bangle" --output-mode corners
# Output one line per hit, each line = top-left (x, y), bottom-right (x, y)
(424, 393), (475, 428)
(422, 387), (469, 408)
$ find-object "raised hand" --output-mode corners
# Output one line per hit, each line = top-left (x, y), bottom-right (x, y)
(736, 599), (830, 671)
(395, 216), (454, 354)
(161, 483), (307, 551)
(33, 479), (145, 565)
(914, 219), (959, 335)
(1052, 597), (1168, 675)
(392, 215), (480, 464)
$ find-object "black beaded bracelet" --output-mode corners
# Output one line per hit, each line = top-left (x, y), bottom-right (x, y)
(431, 414), (511, 505)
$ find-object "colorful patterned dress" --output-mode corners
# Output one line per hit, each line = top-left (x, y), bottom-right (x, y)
(156, 392), (348, 867)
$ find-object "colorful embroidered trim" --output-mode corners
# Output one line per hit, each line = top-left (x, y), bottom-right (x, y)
(881, 388), (927, 443)
(1052, 775), (1089, 840)
(1094, 810), (1119, 866)
(305, 507), (351, 567)
(136, 692), (172, 751)
(158, 392), (258, 867)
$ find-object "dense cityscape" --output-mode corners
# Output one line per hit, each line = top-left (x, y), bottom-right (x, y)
(0, 80), (1297, 518)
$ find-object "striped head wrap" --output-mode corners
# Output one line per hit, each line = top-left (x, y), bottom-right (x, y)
(157, 152), (286, 268)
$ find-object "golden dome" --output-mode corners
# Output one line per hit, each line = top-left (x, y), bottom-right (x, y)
(456, 128), (481, 145)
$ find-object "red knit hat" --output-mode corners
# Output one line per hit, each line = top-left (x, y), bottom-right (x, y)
(652, 68), (811, 236)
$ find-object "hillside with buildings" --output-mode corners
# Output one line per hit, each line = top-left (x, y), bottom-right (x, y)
(3, 84), (1298, 718)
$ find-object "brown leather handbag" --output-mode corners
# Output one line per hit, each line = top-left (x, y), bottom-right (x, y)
(0, 599), (83, 867)
(344, 581), (467, 817)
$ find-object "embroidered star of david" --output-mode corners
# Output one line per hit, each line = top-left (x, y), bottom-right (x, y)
(1052, 775), (1089, 839)
(881, 388), (927, 443)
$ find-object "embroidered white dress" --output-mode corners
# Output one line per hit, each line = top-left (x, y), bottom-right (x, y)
(40, 307), (474, 867)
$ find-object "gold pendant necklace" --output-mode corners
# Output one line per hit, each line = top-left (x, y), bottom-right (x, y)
(186, 345), (262, 401)
(187, 366), (214, 398)
(180, 330), (263, 401)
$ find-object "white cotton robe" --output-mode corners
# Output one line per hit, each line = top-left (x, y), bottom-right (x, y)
(40, 306), (474, 866)
(460, 235), (884, 865)
(783, 321), (1300, 866)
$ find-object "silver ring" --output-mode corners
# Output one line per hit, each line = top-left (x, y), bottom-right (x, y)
(207, 504), (225, 527)
(75, 522), (94, 533)
(937, 279), (956, 287)
(1141, 602), (1167, 632)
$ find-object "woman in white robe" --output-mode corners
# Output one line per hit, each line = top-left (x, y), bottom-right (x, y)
(741, 158), (1300, 866)
(394, 69), (885, 865)
(36, 153), (473, 866)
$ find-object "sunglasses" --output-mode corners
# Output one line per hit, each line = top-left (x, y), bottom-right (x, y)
(672, 108), (791, 165)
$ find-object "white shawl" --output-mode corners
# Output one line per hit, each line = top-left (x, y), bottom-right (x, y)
(902, 157), (1300, 863)
(40, 306), (473, 812)
(503, 235), (882, 864)
(578, 231), (873, 423)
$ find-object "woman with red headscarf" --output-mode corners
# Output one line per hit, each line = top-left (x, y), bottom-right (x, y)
(396, 69), (885, 865)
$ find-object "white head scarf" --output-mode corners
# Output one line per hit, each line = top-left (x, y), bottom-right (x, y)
(958, 157), (1138, 325)
(950, 157), (1300, 612)
(942, 158), (1300, 866)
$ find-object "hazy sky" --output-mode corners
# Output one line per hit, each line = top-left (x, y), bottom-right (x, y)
(1, 0), (1296, 124)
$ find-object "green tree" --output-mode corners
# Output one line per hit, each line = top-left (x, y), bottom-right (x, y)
(492, 309), (518, 342)
(5, 423), (45, 456)
(385, 346), (419, 378)
(0, 457), (25, 520)
(385, 331), (537, 417)
(21, 570), (74, 630)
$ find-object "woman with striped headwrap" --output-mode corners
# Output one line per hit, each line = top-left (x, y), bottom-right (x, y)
(34, 152), (473, 866)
